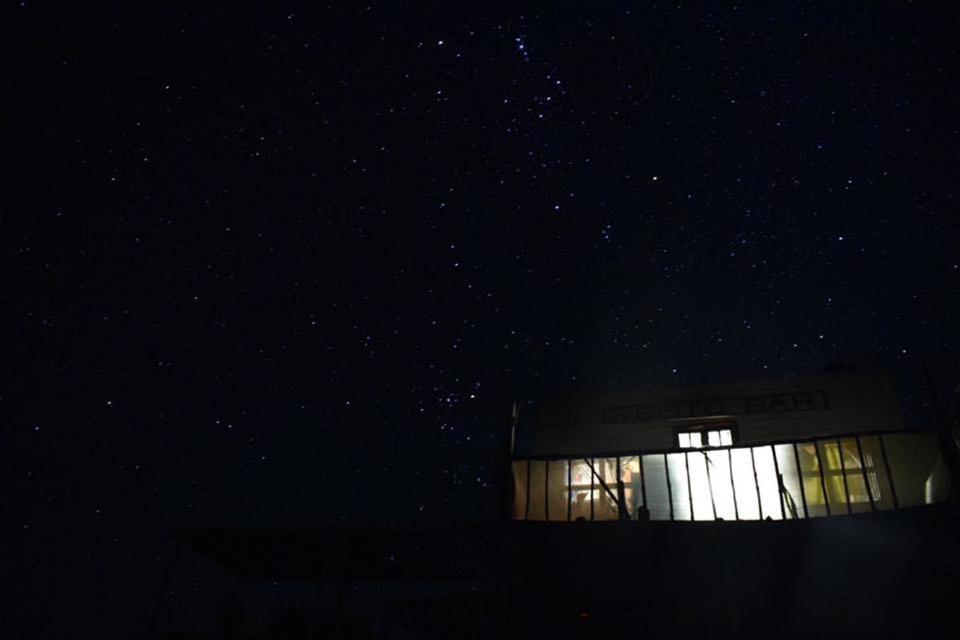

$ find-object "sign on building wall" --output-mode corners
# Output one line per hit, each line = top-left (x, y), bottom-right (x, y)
(531, 371), (903, 455)
(600, 390), (830, 424)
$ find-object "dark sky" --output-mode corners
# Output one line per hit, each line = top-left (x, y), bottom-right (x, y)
(10, 2), (960, 635)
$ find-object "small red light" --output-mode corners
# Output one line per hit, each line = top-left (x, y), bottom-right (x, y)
(579, 612), (590, 619)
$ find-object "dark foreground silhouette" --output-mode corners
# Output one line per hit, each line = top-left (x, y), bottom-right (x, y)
(159, 504), (960, 638)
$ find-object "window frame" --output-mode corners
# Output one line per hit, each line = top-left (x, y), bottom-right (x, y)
(675, 420), (739, 449)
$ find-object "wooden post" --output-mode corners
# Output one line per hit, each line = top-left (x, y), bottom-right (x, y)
(837, 439), (852, 515)
(728, 448), (739, 520)
(792, 443), (809, 518)
(854, 435), (876, 512)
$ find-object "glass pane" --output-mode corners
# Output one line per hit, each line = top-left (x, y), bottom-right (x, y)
(797, 442), (829, 517)
(857, 436), (893, 510)
(730, 447), (761, 520)
(569, 459), (593, 521)
(547, 460), (569, 521)
(720, 429), (733, 446)
(817, 440), (849, 513)
(707, 449), (737, 520)
(707, 431), (721, 447)
(687, 451), (715, 520)
(837, 438), (871, 514)
(527, 460), (547, 521)
(512, 460), (528, 520)
(753, 446), (783, 520)
(774, 444), (804, 519)
(667, 453), (691, 521)
(689, 432), (702, 448)
(593, 457), (620, 521)
(642, 454), (672, 520)
(678, 432), (690, 448)
(619, 456), (643, 519)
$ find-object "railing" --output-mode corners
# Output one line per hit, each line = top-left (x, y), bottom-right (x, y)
(511, 430), (952, 522)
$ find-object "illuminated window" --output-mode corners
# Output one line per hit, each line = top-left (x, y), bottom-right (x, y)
(800, 439), (881, 510)
(512, 433), (943, 522)
(567, 458), (620, 521)
(568, 459), (593, 521)
(677, 422), (736, 449)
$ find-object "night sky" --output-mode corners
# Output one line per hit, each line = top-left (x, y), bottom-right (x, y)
(11, 2), (960, 635)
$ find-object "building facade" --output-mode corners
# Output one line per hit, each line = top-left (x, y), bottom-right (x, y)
(511, 370), (952, 522)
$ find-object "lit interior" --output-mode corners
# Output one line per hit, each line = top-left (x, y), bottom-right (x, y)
(678, 428), (733, 449)
(512, 432), (950, 522)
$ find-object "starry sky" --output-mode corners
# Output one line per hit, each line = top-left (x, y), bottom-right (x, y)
(10, 2), (960, 635)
